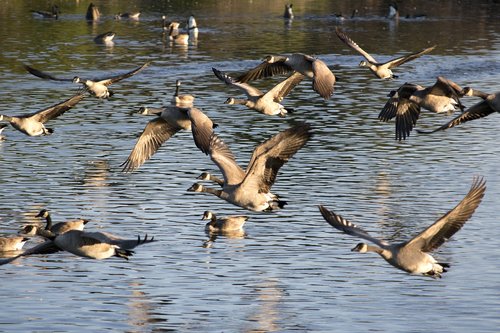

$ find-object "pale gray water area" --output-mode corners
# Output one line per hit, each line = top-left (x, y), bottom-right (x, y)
(0, 0), (499, 332)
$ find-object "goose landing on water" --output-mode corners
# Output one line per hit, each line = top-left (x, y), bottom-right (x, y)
(202, 211), (248, 232)
(319, 177), (486, 278)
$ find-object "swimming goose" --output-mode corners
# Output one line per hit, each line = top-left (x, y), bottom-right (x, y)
(284, 4), (294, 19)
(235, 53), (335, 100)
(23, 62), (149, 99)
(115, 12), (141, 20)
(22, 227), (154, 260)
(172, 80), (195, 107)
(187, 15), (199, 39)
(0, 236), (29, 252)
(0, 123), (7, 141)
(86, 3), (100, 21)
(417, 89), (500, 134)
(319, 177), (486, 278)
(387, 3), (399, 19)
(31, 5), (60, 19)
(335, 27), (436, 79)
(34, 209), (89, 234)
(213, 67), (304, 117)
(379, 77), (466, 140)
(94, 31), (116, 45)
(202, 211), (249, 232)
(121, 107), (216, 172)
(0, 92), (86, 136)
(168, 22), (189, 45)
(187, 122), (312, 212)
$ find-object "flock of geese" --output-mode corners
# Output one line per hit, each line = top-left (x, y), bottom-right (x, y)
(0, 3), (497, 278)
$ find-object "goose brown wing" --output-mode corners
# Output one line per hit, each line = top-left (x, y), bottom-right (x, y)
(235, 57), (293, 83)
(188, 108), (217, 155)
(98, 62), (149, 86)
(0, 240), (62, 266)
(208, 134), (245, 185)
(394, 98), (421, 141)
(28, 92), (86, 123)
(379, 91), (399, 121)
(212, 67), (263, 97)
(242, 122), (311, 194)
(23, 64), (73, 82)
(335, 27), (378, 63)
(384, 45), (436, 69)
(404, 177), (486, 253)
(266, 72), (304, 102)
(121, 117), (182, 173)
(311, 59), (336, 99)
(318, 205), (389, 248)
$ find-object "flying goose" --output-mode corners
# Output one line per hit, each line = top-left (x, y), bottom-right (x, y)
(33, 209), (89, 234)
(235, 53), (335, 100)
(213, 67), (304, 117)
(0, 236), (30, 252)
(417, 89), (500, 134)
(0, 123), (7, 141)
(121, 107), (216, 172)
(172, 80), (195, 107)
(335, 27), (436, 79)
(0, 92), (86, 136)
(378, 77), (466, 140)
(187, 122), (312, 212)
(319, 177), (486, 278)
(197, 172), (224, 186)
(23, 62), (149, 99)
(284, 4), (294, 19)
(94, 31), (116, 45)
(31, 4), (60, 19)
(20, 227), (155, 260)
(86, 3), (100, 21)
(202, 211), (249, 232)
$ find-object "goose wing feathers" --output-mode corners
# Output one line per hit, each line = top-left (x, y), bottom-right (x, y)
(236, 57), (292, 83)
(212, 68), (263, 97)
(26, 92), (86, 123)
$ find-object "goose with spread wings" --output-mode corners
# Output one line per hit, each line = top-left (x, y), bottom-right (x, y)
(318, 177), (486, 278)
(187, 122), (312, 212)
(213, 67), (303, 117)
(0, 92), (86, 136)
(379, 77), (466, 140)
(235, 53), (335, 100)
(23, 62), (149, 99)
(335, 27), (435, 79)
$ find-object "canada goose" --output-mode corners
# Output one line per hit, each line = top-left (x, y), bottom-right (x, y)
(94, 31), (116, 45)
(85, 3), (100, 21)
(121, 107), (216, 172)
(387, 3), (399, 19)
(34, 209), (89, 234)
(21, 227), (155, 260)
(202, 211), (249, 232)
(187, 15), (198, 39)
(187, 122), (312, 212)
(0, 92), (85, 136)
(172, 80), (195, 107)
(23, 62), (149, 99)
(31, 4), (60, 19)
(213, 67), (303, 117)
(115, 12), (141, 20)
(236, 53), (335, 100)
(318, 177), (486, 278)
(417, 89), (500, 134)
(0, 123), (7, 141)
(284, 4), (294, 19)
(168, 22), (189, 45)
(335, 27), (436, 79)
(0, 236), (29, 252)
(378, 77), (466, 140)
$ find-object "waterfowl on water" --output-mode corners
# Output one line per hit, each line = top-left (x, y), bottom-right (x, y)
(379, 77), (467, 140)
(417, 89), (500, 134)
(319, 177), (486, 278)
(32, 209), (89, 235)
(187, 15), (198, 39)
(387, 3), (399, 20)
(121, 107), (216, 172)
(284, 4), (294, 19)
(23, 62), (149, 99)
(31, 5), (60, 19)
(115, 12), (141, 20)
(94, 31), (116, 45)
(202, 211), (249, 232)
(172, 80), (195, 107)
(235, 53), (335, 100)
(86, 3), (100, 21)
(187, 122), (312, 212)
(0, 236), (29, 252)
(168, 22), (189, 45)
(0, 123), (8, 141)
(213, 67), (303, 117)
(0, 92), (86, 136)
(335, 27), (436, 79)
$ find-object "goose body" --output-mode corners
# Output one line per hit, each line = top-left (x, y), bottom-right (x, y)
(187, 122), (312, 212)
(187, 15), (198, 39)
(34, 209), (89, 234)
(23, 63), (149, 99)
(115, 12), (141, 20)
(378, 77), (466, 140)
(417, 89), (500, 134)
(31, 5), (60, 19)
(319, 177), (486, 278)
(202, 211), (248, 232)
(0, 92), (85, 136)
(335, 27), (435, 79)
(86, 3), (100, 21)
(0, 236), (29, 252)
(284, 4), (294, 19)
(94, 31), (116, 45)
(213, 67), (303, 117)
(236, 53), (335, 100)
(168, 22), (189, 45)
(122, 107), (215, 172)
(172, 80), (195, 107)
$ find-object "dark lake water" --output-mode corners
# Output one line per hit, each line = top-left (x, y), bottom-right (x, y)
(0, 0), (499, 332)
